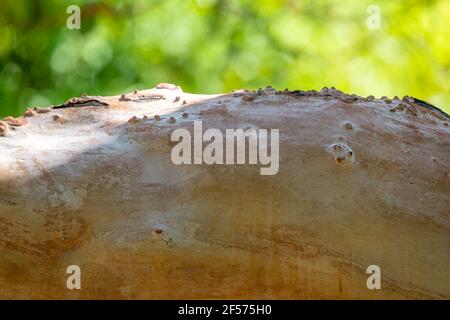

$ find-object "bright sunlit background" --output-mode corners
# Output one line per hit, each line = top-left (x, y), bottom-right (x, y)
(0, 0), (449, 117)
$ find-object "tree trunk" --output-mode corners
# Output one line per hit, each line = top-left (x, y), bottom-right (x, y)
(0, 85), (449, 299)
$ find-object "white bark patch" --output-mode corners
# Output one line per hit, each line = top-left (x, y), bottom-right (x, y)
(48, 185), (87, 211)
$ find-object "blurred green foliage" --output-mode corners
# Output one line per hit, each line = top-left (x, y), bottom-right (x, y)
(0, 0), (449, 117)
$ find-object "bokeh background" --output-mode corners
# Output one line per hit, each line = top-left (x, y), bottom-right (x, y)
(0, 0), (449, 117)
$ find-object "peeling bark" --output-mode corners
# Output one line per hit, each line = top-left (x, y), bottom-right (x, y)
(0, 85), (449, 299)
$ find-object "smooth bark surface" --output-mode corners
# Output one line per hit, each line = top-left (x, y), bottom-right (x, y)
(0, 85), (449, 299)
